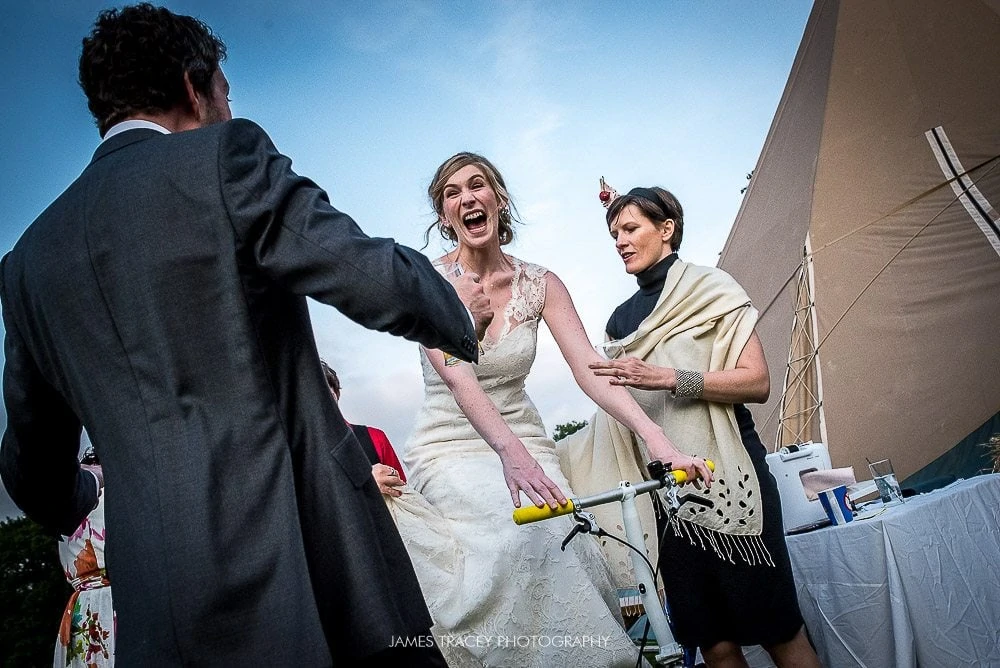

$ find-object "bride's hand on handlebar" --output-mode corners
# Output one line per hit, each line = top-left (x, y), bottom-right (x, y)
(499, 445), (568, 509)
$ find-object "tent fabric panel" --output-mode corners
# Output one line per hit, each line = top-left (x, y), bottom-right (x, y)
(720, 0), (1000, 480)
(808, 0), (1000, 479)
(903, 411), (1000, 492)
(719, 0), (842, 448)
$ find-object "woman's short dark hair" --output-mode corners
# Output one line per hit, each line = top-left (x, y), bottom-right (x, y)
(605, 187), (684, 251)
(320, 360), (340, 395)
(81, 447), (100, 466)
(79, 3), (227, 136)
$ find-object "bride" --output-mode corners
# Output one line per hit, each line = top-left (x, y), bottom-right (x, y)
(393, 152), (712, 668)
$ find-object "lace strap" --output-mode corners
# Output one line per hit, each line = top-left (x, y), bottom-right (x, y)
(502, 257), (547, 339)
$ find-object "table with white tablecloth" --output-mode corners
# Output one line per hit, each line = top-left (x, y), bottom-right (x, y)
(783, 473), (1000, 667)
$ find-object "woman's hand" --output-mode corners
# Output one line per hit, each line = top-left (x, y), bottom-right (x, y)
(372, 463), (405, 498)
(498, 443), (568, 510)
(667, 452), (714, 489)
(589, 358), (672, 391)
(424, 340), (567, 509)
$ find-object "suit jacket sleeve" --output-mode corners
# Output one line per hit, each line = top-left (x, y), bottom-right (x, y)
(217, 119), (478, 362)
(0, 259), (97, 535)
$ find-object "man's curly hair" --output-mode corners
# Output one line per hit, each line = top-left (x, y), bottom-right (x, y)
(79, 3), (227, 136)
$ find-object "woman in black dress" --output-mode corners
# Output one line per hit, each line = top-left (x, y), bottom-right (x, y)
(587, 185), (820, 667)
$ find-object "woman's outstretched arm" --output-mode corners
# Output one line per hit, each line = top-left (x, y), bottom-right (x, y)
(540, 272), (713, 485)
(421, 346), (568, 508)
(589, 330), (770, 404)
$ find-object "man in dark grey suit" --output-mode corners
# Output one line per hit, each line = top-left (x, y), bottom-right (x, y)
(0, 4), (488, 665)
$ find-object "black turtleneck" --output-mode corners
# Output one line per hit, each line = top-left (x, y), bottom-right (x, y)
(606, 253), (678, 339)
(606, 252), (760, 443)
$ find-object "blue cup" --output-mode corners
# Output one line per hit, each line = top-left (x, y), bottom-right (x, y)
(818, 485), (853, 525)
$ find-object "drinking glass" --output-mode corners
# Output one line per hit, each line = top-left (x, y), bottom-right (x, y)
(594, 340), (669, 419)
(594, 340), (626, 360)
(434, 261), (464, 281)
(868, 458), (904, 504)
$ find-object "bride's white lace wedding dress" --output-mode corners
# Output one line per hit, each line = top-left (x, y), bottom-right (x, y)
(394, 256), (636, 668)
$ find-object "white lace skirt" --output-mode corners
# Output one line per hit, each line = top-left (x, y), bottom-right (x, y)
(393, 438), (638, 668)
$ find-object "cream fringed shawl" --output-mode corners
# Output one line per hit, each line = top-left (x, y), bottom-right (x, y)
(557, 261), (772, 590)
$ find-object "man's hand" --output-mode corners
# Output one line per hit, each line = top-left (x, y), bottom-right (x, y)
(452, 273), (493, 341)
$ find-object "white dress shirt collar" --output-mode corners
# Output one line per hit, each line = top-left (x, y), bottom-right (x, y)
(102, 119), (171, 141)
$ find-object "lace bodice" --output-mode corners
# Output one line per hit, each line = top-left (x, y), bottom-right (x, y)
(490, 256), (547, 344)
(407, 257), (551, 457)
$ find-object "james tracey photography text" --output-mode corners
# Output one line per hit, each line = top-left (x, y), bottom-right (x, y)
(390, 634), (618, 649)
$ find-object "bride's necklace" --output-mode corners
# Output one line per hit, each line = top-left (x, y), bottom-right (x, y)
(473, 268), (512, 307)
(482, 271), (512, 293)
(459, 255), (513, 294)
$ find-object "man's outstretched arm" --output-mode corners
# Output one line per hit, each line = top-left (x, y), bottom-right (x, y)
(218, 119), (480, 361)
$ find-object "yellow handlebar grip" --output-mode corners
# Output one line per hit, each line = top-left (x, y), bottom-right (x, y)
(670, 459), (716, 485)
(512, 500), (575, 525)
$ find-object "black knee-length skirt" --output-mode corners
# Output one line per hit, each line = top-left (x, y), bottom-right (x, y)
(656, 405), (805, 649)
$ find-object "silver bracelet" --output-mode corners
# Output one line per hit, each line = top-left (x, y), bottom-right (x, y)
(672, 369), (704, 399)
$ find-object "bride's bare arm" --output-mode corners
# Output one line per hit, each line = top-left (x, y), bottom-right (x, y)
(422, 346), (568, 508)
(540, 272), (713, 485)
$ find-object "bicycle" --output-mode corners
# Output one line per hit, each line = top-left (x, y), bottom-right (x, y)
(512, 460), (714, 667)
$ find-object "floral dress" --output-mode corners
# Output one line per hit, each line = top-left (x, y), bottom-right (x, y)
(54, 489), (115, 667)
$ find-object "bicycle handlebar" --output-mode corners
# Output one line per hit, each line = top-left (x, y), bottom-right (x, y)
(512, 499), (577, 525)
(512, 460), (714, 525)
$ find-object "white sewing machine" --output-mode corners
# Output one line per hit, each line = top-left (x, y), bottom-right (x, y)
(765, 442), (832, 534)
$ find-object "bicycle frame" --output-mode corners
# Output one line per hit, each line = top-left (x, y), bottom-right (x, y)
(512, 461), (713, 667)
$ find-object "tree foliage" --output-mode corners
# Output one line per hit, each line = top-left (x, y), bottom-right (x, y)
(0, 516), (70, 667)
(553, 420), (588, 442)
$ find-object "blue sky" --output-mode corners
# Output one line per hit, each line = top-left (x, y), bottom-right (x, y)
(0, 1), (813, 519)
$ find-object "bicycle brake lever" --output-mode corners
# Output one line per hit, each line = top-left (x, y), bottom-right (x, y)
(561, 511), (599, 551)
(561, 523), (584, 551)
(677, 493), (714, 509)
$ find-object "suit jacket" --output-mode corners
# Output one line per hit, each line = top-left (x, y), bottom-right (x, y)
(0, 119), (477, 665)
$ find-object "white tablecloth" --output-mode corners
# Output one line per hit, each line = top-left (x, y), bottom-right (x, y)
(783, 474), (1000, 667)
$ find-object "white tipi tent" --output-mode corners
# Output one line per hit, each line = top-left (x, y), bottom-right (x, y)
(718, 0), (1000, 484)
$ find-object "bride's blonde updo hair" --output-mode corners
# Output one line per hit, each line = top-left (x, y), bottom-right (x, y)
(425, 152), (519, 247)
